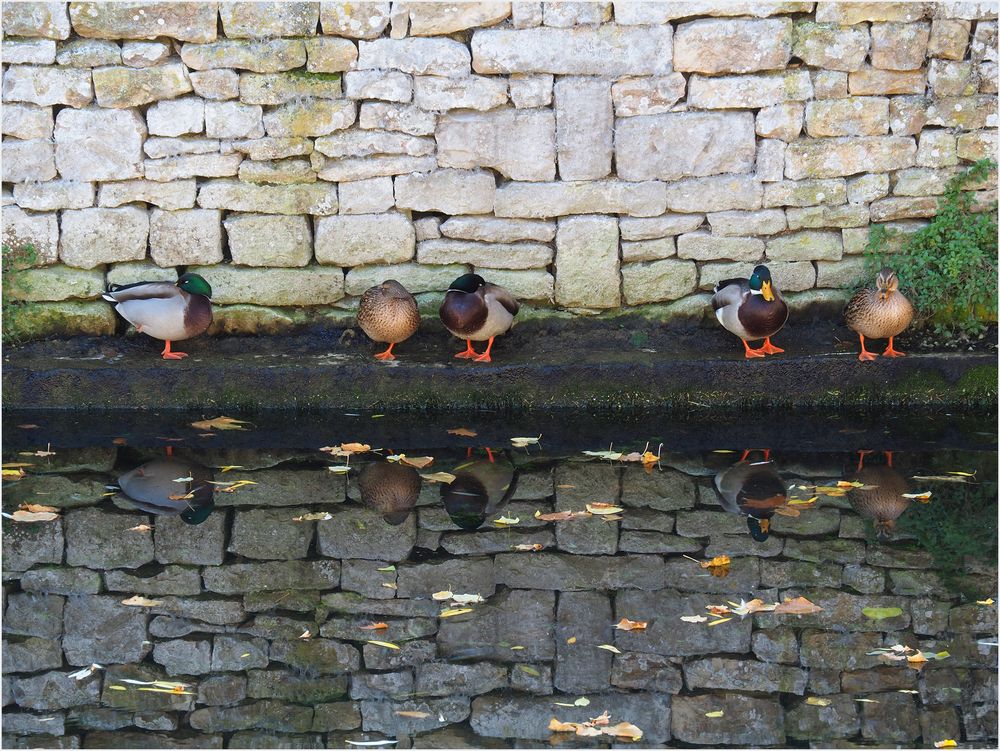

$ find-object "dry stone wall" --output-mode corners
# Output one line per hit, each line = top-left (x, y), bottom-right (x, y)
(2, 1), (998, 336)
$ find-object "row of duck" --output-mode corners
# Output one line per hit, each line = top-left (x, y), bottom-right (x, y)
(102, 266), (914, 362)
(105, 448), (916, 544)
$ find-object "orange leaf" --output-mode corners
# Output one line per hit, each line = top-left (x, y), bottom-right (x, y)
(535, 510), (590, 522)
(447, 427), (477, 437)
(773, 596), (823, 615)
(394, 710), (429, 719)
(18, 503), (58, 513)
(400, 456), (434, 469)
(359, 622), (388, 630)
(589, 711), (610, 726)
(605, 721), (643, 740)
(614, 617), (648, 631)
(548, 719), (578, 733)
(701, 555), (731, 568)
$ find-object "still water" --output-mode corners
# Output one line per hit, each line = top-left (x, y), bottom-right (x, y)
(2, 411), (997, 749)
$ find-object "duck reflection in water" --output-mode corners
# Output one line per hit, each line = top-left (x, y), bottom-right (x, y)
(847, 450), (912, 542)
(357, 460), (421, 525)
(442, 449), (519, 530)
(116, 451), (215, 525)
(713, 448), (787, 542)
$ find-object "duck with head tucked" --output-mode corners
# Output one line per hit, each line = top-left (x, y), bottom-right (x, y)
(356, 279), (420, 361)
(439, 273), (519, 363)
(102, 272), (213, 360)
(844, 268), (914, 361)
(711, 265), (788, 358)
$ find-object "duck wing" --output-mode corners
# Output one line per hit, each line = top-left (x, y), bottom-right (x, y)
(485, 283), (519, 317)
(711, 277), (749, 312)
(102, 280), (179, 303)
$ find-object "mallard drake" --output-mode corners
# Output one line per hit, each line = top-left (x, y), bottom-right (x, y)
(847, 450), (911, 541)
(441, 453), (518, 530)
(102, 272), (212, 360)
(439, 273), (519, 363)
(713, 452), (787, 542)
(116, 456), (215, 525)
(358, 460), (421, 525)
(356, 279), (420, 361)
(712, 265), (788, 358)
(844, 268), (914, 361)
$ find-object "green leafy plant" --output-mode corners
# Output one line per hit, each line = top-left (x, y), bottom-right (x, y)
(863, 158), (998, 337)
(2, 243), (39, 343)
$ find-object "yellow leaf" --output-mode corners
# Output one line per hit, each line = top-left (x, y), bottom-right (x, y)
(493, 515), (520, 525)
(566, 636), (577, 644)
(367, 640), (400, 650)
(976, 598), (994, 606)
(586, 503), (623, 515)
(708, 617), (733, 626)
(837, 480), (864, 488)
(447, 427), (477, 437)
(219, 465), (243, 472)
(190, 416), (250, 431)
(240, 653), (251, 658)
(432, 590), (454, 601)
(381, 582), (397, 590)
(701, 555), (731, 569)
(420, 472), (456, 484)
(902, 491), (932, 500)
(934, 740), (958, 748)
(299, 630), (312, 639)
(509, 645), (525, 651)
(806, 697), (831, 707)
(439, 608), (473, 618)
(292, 512), (332, 522)
(705, 710), (724, 718)
(121, 595), (162, 607)
(596, 644), (621, 654)
(394, 710), (429, 719)
(340, 442), (371, 453)
(947, 471), (976, 477)
(614, 617), (648, 631)
(773, 506), (800, 517)
(510, 435), (541, 447)
(787, 496), (819, 505)
(1, 468), (26, 481)
(108, 685), (127, 691)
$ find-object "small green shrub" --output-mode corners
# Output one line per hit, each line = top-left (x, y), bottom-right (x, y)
(2, 243), (39, 343)
(863, 158), (998, 337)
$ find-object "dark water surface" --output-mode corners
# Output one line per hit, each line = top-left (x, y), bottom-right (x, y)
(2, 410), (997, 749)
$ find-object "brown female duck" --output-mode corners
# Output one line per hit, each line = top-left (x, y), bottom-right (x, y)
(356, 279), (420, 361)
(844, 268), (914, 361)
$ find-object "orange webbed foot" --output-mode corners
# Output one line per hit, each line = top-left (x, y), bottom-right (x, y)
(744, 348), (766, 359)
(858, 351), (878, 361)
(454, 350), (478, 359)
(472, 352), (493, 363)
(162, 352), (188, 360)
(760, 338), (784, 355)
(374, 351), (396, 361)
(882, 337), (905, 358)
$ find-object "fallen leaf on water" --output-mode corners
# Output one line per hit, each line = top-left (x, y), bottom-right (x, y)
(706, 605), (732, 616)
(381, 583), (397, 590)
(534, 510), (590, 522)
(377, 565), (395, 572)
(360, 622), (388, 631)
(898, 689), (919, 693)
(121, 596), (162, 607)
(4, 510), (60, 522)
(432, 590), (454, 601)
(934, 740), (958, 748)
(614, 618), (648, 631)
(548, 719), (578, 733)
(128, 524), (153, 532)
(806, 697), (831, 707)
(510, 435), (541, 448)
(394, 710), (429, 719)
(774, 506), (800, 517)
(447, 427), (477, 437)
(108, 685), (127, 691)
(513, 543), (545, 551)
(137, 687), (195, 695)
(420, 472), (456, 484)
(605, 722), (643, 740)
(493, 515), (520, 526)
(553, 697), (591, 708)
(2, 463), (34, 468)
(705, 710), (724, 718)
(439, 608), (473, 618)
(902, 491), (932, 500)
(345, 742), (398, 747)
(863, 606), (903, 620)
(1, 468), (26, 481)
(586, 503), (623, 515)
(168, 492), (195, 501)
(708, 617), (733, 626)
(701, 555), (731, 569)
(977, 598), (994, 606)
(17, 424), (40, 429)
(241, 653), (251, 658)
(948, 471), (976, 477)
(855, 698), (879, 703)
(837, 480), (864, 488)
(299, 630), (312, 639)
(19, 443), (56, 458)
(172, 475), (194, 483)
(582, 448), (624, 461)
(219, 465), (243, 473)
(566, 636), (577, 644)
(340, 442), (371, 454)
(367, 640), (400, 650)
(517, 665), (540, 676)
(787, 496), (819, 505)
(509, 646), (525, 651)
(293, 512), (333, 522)
(450, 593), (485, 605)
(774, 596), (823, 615)
(68, 664), (103, 681)
(596, 644), (621, 654)
(912, 474), (972, 483)
(328, 466), (351, 474)
(401, 455), (434, 469)
(19, 503), (58, 513)
(728, 598), (776, 617)
(681, 615), (708, 623)
(589, 711), (610, 726)
(191, 416), (250, 431)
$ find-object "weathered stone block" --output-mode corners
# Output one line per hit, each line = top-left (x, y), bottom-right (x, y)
(2, 103), (54, 140)
(929, 18), (972, 59)
(264, 100), (356, 137)
(4, 39), (57, 64)
(871, 21), (931, 70)
(813, 69), (849, 98)
(413, 75), (507, 111)
(700, 260), (813, 291)
(181, 39), (307, 73)
(925, 95), (997, 128)
(193, 265), (345, 305)
(204, 101), (264, 139)
(63, 595), (150, 666)
(229, 507), (315, 560)
(2, 139), (57, 183)
(417, 239), (550, 269)
(56, 38), (121, 67)
(395, 169), (495, 214)
(543, 1), (609, 26)
(92, 63), (192, 108)
(121, 40), (171, 68)
(70, 2), (218, 42)
(358, 38), (471, 76)
(665, 175), (763, 213)
(199, 179), (337, 214)
(849, 65), (927, 95)
(321, 2), (390, 38)
(2, 206), (59, 264)
(238, 158), (315, 185)
(622, 237), (676, 262)
(144, 137), (222, 159)
(437, 108), (555, 181)
(317, 154), (436, 181)
(496, 179), (665, 217)
(957, 129), (996, 160)
(685, 657), (806, 694)
(677, 232), (764, 261)
(145, 153), (243, 181)
(847, 173), (890, 202)
(870, 196), (939, 221)
(553, 76), (612, 181)
(4, 264), (104, 302)
(60, 206), (148, 269)
(153, 639), (212, 676)
(225, 214), (312, 267)
(315, 212), (414, 266)
(756, 102), (804, 141)
(343, 70), (412, 102)
(815, 2), (929, 24)
(239, 72), (342, 105)
(929, 58), (979, 95)
(98, 179), (196, 210)
(764, 178), (847, 207)
(3, 2), (71, 39)
(793, 22), (871, 71)
(555, 215), (619, 308)
(359, 101), (435, 135)
(786, 203), (869, 229)
(233, 137), (313, 161)
(190, 69), (240, 100)
(145, 97), (205, 138)
(688, 70), (813, 108)
(805, 97), (890, 137)
(472, 25), (673, 75)
(767, 230), (843, 261)
(149, 209), (223, 267)
(337, 177), (394, 214)
(54, 108), (145, 181)
(673, 694), (783, 745)
(611, 73), (686, 116)
(674, 17), (792, 73)
(785, 136), (916, 179)
(509, 73), (553, 108)
(441, 216), (555, 243)
(622, 259), (697, 304)
(2, 64), (92, 107)
(708, 209), (786, 236)
(220, 1), (319, 37)
(344, 263), (465, 296)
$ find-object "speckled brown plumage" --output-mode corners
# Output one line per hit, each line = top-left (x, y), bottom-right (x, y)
(844, 270), (914, 340)
(357, 280), (419, 347)
(358, 461), (421, 525)
(847, 465), (911, 541)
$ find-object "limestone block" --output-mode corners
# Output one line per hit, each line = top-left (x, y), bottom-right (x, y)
(6, 264), (106, 301)
(766, 230), (843, 261)
(192, 265), (345, 306)
(144, 153), (243, 181)
(395, 169), (496, 214)
(180, 40), (307, 73)
(847, 174), (890, 203)
(198, 179), (338, 215)
(928, 59), (980, 95)
(699, 261), (814, 292)
(238, 73), (342, 105)
(4, 39), (57, 65)
(315, 130), (432, 158)
(815, 257), (868, 288)
(417, 240), (552, 269)
(204, 101), (264, 139)
(471, 25), (673, 75)
(924, 95), (997, 129)
(56, 39), (121, 67)
(358, 39), (471, 76)
(98, 179), (197, 210)
(917, 130), (959, 166)
(848, 66), (927, 95)
(305, 38), (358, 73)
(60, 207), (149, 269)
(359, 102), (435, 135)
(2, 65), (92, 107)
(677, 232), (765, 261)
(785, 204), (870, 229)
(615, 1), (815, 23)
(785, 137), (917, 179)
(2, 103), (53, 140)
(413, 75), (507, 111)
(889, 96), (929, 135)
(264, 101), (356, 137)
(617, 111), (755, 181)
(804, 97), (890, 137)
(664, 176), (763, 213)
(147, 97), (205, 137)
(14, 181), (94, 211)
(936, 2), (997, 20)
(543, 1), (609, 26)
(2, 206), (59, 265)
(509, 74), (553, 108)
(688, 70), (813, 108)
(622, 237), (676, 262)
(316, 155), (437, 181)
(414, 217), (441, 240)
(219, 2), (320, 38)
(92, 63), (192, 108)
(3, 2), (71, 39)
(2, 139), (57, 183)
(792, 22), (871, 72)
(437, 108), (555, 181)
(224, 214), (312, 267)
(708, 210), (786, 236)
(673, 18), (792, 73)
(440, 217), (555, 243)
(764, 179), (847, 207)
(107, 261), (178, 286)
(190, 70), (240, 100)
(344, 70), (412, 102)
(870, 22), (931, 70)
(145, 137), (222, 159)
(315, 212), (415, 266)
(511, 2), (543, 28)
(238, 158), (316, 185)
(956, 130), (997, 160)
(756, 103), (804, 141)
(611, 74), (686, 116)
(119, 41), (168, 68)
(756, 139), (785, 182)
(320, 2), (391, 38)
(813, 70), (849, 99)
(815, 3), (930, 24)
(54, 108), (146, 181)
(402, 1), (510, 35)
(149, 209), (224, 267)
(345, 263), (465, 296)
(623, 259), (697, 304)
(69, 2), (218, 42)
(495, 180), (667, 218)
(891, 167), (963, 196)
(233, 138), (313, 161)
(338, 177), (395, 214)
(870, 196), (940, 221)
(928, 19), (972, 59)
(472, 268), (553, 302)
(555, 215), (620, 308)
(619, 215), (704, 240)
(555, 77), (612, 181)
